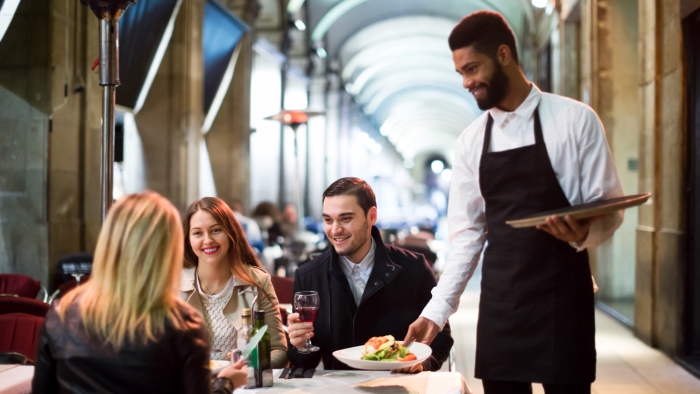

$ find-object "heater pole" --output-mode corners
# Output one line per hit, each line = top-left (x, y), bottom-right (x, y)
(81, 0), (135, 221)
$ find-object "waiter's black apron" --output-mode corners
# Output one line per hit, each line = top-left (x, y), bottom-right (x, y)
(474, 107), (596, 384)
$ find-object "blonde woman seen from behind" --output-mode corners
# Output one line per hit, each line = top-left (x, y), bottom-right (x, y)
(32, 192), (247, 394)
(181, 197), (288, 368)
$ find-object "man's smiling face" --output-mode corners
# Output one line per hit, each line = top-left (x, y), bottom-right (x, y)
(322, 195), (377, 263)
(453, 45), (509, 110)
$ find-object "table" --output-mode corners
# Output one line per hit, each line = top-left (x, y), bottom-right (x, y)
(235, 369), (471, 394)
(0, 366), (471, 394)
(0, 366), (32, 394)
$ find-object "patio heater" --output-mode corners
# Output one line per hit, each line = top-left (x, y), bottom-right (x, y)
(265, 110), (324, 229)
(80, 0), (136, 220)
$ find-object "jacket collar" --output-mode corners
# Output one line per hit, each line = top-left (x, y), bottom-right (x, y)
(328, 226), (402, 306)
(181, 266), (251, 293)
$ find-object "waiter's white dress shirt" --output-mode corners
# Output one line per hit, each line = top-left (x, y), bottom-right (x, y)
(340, 239), (376, 306)
(422, 85), (624, 329)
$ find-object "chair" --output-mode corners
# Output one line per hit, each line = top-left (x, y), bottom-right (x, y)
(0, 297), (50, 317)
(56, 252), (93, 285)
(47, 274), (91, 305)
(0, 274), (48, 302)
(270, 275), (294, 304)
(0, 313), (44, 362)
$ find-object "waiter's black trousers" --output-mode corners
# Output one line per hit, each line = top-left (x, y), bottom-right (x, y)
(482, 380), (591, 394)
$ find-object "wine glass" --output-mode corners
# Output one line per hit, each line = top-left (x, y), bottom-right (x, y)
(294, 291), (320, 353)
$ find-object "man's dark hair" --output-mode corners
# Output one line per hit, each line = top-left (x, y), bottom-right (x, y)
(323, 177), (376, 215)
(448, 10), (519, 65)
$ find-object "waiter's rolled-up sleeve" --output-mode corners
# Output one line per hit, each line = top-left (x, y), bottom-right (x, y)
(421, 126), (487, 329)
(570, 107), (624, 251)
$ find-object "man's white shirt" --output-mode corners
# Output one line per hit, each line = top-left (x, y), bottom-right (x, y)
(421, 85), (624, 329)
(340, 239), (376, 306)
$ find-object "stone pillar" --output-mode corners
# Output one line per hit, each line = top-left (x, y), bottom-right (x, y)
(0, 0), (103, 288)
(205, 1), (260, 211)
(635, 0), (686, 354)
(206, 30), (254, 210)
(134, 0), (204, 211)
(48, 0), (103, 286)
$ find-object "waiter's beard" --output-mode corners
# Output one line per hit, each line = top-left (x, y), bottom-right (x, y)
(474, 62), (509, 110)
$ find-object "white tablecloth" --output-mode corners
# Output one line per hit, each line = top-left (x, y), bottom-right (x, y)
(0, 366), (32, 394)
(235, 369), (470, 394)
(0, 366), (470, 394)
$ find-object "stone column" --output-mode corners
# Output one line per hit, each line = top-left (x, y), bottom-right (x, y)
(134, 0), (205, 211)
(635, 0), (686, 354)
(206, 29), (254, 210)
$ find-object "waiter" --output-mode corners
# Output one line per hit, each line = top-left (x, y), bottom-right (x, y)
(404, 11), (624, 394)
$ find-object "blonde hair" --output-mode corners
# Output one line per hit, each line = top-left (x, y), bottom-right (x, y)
(59, 192), (186, 350)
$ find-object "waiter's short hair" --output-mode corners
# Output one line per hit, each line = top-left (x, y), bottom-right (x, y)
(323, 177), (376, 215)
(448, 10), (519, 65)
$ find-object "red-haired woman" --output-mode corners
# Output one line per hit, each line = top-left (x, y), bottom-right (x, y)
(180, 197), (288, 368)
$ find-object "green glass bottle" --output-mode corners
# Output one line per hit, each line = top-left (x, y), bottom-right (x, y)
(253, 310), (272, 387)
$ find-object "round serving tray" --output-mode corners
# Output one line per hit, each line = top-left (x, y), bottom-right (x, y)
(506, 193), (651, 228)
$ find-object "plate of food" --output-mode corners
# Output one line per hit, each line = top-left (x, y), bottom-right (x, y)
(332, 335), (432, 370)
(210, 359), (230, 374)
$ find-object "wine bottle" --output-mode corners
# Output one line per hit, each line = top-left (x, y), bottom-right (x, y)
(253, 310), (272, 387)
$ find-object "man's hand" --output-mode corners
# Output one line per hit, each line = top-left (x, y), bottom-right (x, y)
(287, 313), (314, 349)
(403, 317), (440, 346)
(535, 215), (602, 244)
(391, 362), (424, 374)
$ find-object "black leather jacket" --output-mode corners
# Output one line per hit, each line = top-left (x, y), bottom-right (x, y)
(33, 299), (233, 394)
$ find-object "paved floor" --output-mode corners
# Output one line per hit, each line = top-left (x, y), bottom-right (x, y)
(447, 266), (700, 394)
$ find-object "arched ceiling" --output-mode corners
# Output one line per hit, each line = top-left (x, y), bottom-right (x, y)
(305, 0), (534, 161)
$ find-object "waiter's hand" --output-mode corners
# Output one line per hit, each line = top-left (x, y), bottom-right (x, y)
(404, 317), (440, 346)
(536, 215), (602, 243)
(391, 362), (424, 374)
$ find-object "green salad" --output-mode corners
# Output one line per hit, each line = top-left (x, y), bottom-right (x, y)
(360, 335), (416, 362)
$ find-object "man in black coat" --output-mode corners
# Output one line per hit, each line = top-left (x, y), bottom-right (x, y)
(287, 177), (453, 372)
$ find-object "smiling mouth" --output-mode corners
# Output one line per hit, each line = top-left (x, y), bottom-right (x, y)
(471, 86), (486, 99)
(333, 236), (350, 244)
(202, 246), (219, 255)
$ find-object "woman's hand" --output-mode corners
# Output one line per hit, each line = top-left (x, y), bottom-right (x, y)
(217, 359), (247, 389)
(287, 312), (314, 349)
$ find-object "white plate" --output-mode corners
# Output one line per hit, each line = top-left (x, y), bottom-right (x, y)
(332, 342), (432, 370)
(211, 359), (230, 374)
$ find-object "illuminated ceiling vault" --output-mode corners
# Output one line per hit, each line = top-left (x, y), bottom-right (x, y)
(305, 0), (534, 161)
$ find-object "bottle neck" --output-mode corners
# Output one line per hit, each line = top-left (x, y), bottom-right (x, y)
(254, 317), (265, 330)
(241, 317), (251, 327)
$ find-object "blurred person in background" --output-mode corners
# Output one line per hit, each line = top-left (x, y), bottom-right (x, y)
(230, 198), (264, 252)
(280, 203), (299, 240)
(251, 201), (284, 247)
(181, 197), (288, 367)
(33, 192), (247, 393)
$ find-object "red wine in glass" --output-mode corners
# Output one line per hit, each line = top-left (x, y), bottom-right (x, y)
(294, 291), (320, 353)
(297, 306), (318, 323)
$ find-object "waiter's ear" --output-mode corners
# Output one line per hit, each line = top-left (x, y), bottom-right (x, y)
(367, 206), (378, 226)
(496, 44), (512, 66)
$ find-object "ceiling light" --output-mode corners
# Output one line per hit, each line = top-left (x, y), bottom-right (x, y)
(441, 169), (452, 182)
(531, 0), (548, 8)
(294, 20), (306, 31)
(431, 160), (445, 174)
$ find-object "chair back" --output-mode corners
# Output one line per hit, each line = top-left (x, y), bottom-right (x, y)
(0, 297), (50, 317)
(0, 313), (44, 362)
(0, 274), (41, 298)
(56, 252), (93, 285)
(270, 275), (294, 304)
